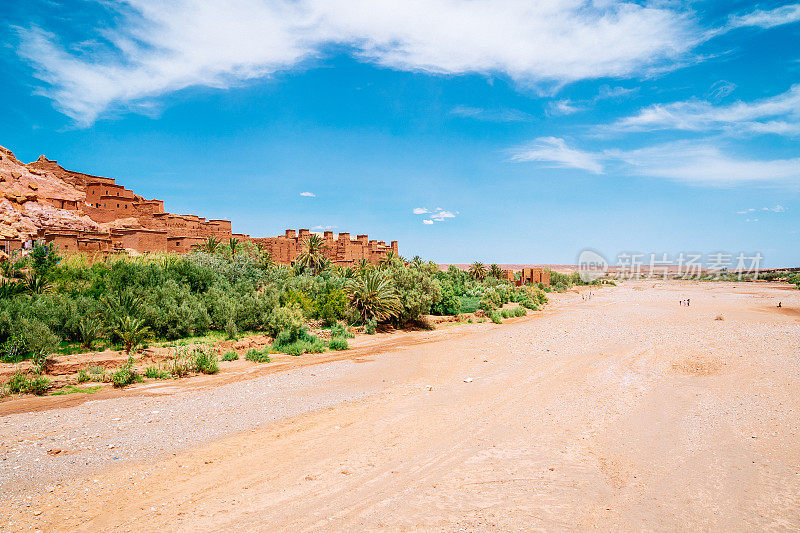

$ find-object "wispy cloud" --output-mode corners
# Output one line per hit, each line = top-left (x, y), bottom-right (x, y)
(611, 85), (800, 136)
(450, 106), (531, 122)
(17, 0), (703, 125)
(414, 206), (457, 224)
(311, 224), (337, 230)
(300, 191), (315, 197)
(510, 137), (604, 174)
(547, 100), (583, 116)
(737, 205), (787, 214)
(608, 142), (800, 185)
(512, 138), (800, 186)
(727, 4), (800, 30)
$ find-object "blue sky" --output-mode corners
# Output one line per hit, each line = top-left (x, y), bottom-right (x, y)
(1, 1), (799, 266)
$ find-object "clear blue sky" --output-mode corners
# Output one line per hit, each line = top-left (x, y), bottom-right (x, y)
(1, 1), (799, 266)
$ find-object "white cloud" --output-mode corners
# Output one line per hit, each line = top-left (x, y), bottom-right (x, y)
(548, 100), (583, 116)
(513, 138), (800, 186)
(745, 218), (759, 223)
(18, 0), (702, 124)
(311, 224), (337, 230)
(450, 106), (531, 122)
(511, 137), (604, 174)
(612, 85), (800, 136)
(727, 4), (800, 29)
(739, 205), (787, 214)
(300, 191), (315, 197)
(608, 142), (800, 185)
(415, 206), (456, 223)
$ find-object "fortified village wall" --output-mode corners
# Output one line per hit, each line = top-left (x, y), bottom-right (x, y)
(0, 145), (397, 265)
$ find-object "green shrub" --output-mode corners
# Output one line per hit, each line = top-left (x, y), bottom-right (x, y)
(245, 347), (272, 363)
(193, 349), (219, 374)
(111, 358), (140, 388)
(459, 296), (480, 314)
(364, 318), (377, 335)
(224, 317), (238, 340)
(329, 337), (349, 350)
(279, 338), (327, 356)
(501, 309), (511, 319)
(165, 350), (192, 377)
(489, 311), (502, 324)
(266, 305), (305, 338)
(330, 322), (355, 339)
(221, 350), (238, 361)
(145, 365), (171, 379)
(513, 306), (527, 317)
(7, 372), (50, 395)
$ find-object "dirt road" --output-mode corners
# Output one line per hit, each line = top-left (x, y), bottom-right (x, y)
(2, 281), (799, 531)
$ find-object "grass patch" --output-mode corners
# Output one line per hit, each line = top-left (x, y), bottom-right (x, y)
(7, 372), (50, 395)
(50, 385), (102, 396)
(144, 365), (171, 379)
(328, 337), (349, 350)
(245, 347), (272, 363)
(221, 350), (238, 361)
(489, 311), (503, 324)
(193, 349), (219, 374)
(77, 364), (105, 383)
(459, 296), (481, 314)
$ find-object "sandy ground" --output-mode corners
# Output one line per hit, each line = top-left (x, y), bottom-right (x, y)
(1, 280), (799, 531)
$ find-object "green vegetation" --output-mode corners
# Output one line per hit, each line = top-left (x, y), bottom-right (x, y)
(245, 347), (272, 363)
(7, 371), (50, 395)
(193, 348), (219, 374)
(221, 350), (238, 361)
(110, 355), (141, 388)
(1, 240), (574, 396)
(329, 337), (349, 350)
(145, 365), (171, 379)
(50, 385), (102, 396)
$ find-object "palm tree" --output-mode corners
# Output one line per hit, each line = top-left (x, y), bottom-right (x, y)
(355, 258), (372, 276)
(378, 251), (398, 269)
(345, 270), (402, 323)
(196, 236), (220, 253)
(411, 255), (423, 268)
(228, 237), (240, 257)
(0, 278), (22, 299)
(295, 234), (327, 275)
(469, 261), (487, 280)
(490, 264), (503, 279)
(24, 271), (52, 294)
(112, 315), (150, 353)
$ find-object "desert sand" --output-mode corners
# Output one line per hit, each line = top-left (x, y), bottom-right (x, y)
(2, 280), (799, 531)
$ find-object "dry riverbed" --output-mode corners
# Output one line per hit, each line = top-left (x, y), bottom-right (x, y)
(1, 280), (799, 531)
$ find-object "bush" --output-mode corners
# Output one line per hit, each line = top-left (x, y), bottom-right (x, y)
(110, 358), (139, 388)
(224, 318), (238, 340)
(330, 322), (355, 339)
(245, 347), (272, 363)
(279, 338), (327, 356)
(165, 350), (192, 377)
(266, 305), (305, 339)
(7, 372), (50, 395)
(329, 337), (349, 350)
(489, 311), (502, 324)
(77, 365), (104, 383)
(193, 349), (219, 374)
(221, 350), (238, 361)
(145, 365), (170, 379)
(364, 318), (377, 335)
(513, 306), (527, 317)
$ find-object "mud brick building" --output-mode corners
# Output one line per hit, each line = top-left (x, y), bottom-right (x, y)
(0, 146), (398, 265)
